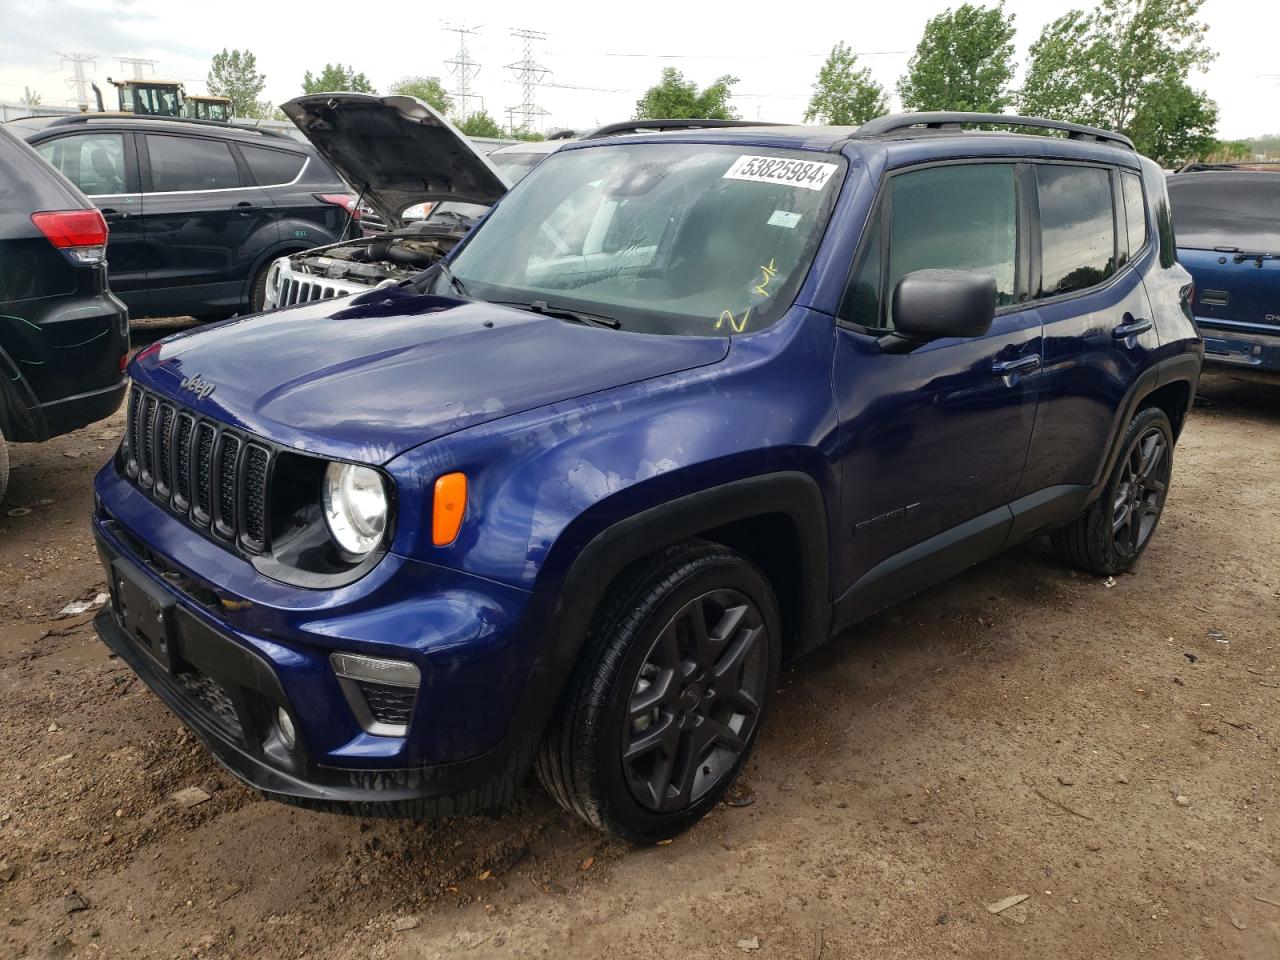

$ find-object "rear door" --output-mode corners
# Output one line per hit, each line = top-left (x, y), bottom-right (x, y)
(33, 130), (149, 315)
(1168, 172), (1280, 354)
(137, 132), (278, 317)
(1014, 161), (1158, 499)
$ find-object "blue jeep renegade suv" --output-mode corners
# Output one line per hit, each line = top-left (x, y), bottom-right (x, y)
(92, 108), (1203, 842)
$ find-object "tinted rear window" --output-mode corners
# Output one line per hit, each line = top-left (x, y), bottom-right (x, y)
(146, 134), (240, 191)
(1168, 174), (1280, 252)
(1036, 165), (1116, 296)
(239, 144), (306, 185)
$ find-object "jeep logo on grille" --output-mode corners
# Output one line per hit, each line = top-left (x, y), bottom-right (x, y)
(179, 374), (216, 400)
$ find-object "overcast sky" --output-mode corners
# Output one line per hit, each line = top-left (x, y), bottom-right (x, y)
(1, 0), (1276, 139)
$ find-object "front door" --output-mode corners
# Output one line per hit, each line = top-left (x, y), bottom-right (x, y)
(831, 161), (1042, 610)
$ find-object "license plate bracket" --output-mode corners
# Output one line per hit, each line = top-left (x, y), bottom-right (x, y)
(109, 557), (176, 671)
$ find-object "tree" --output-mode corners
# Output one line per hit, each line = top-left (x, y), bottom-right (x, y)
(897, 3), (1017, 113)
(803, 43), (888, 125)
(388, 75), (452, 114)
(207, 48), (268, 118)
(511, 129), (546, 141)
(302, 64), (375, 95)
(1020, 0), (1217, 164)
(634, 68), (738, 120)
(457, 111), (503, 138)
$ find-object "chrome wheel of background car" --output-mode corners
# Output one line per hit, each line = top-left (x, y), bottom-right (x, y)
(621, 589), (769, 813)
(1111, 426), (1171, 558)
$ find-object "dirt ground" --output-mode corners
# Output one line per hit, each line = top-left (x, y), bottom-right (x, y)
(0, 327), (1276, 959)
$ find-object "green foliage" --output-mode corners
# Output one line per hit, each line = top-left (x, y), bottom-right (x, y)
(897, 3), (1017, 113)
(302, 64), (376, 95)
(634, 68), (739, 120)
(387, 76), (452, 115)
(804, 43), (887, 125)
(1126, 77), (1218, 166)
(1202, 140), (1254, 161)
(207, 48), (268, 118)
(511, 129), (546, 141)
(1020, 0), (1217, 165)
(1244, 133), (1280, 158)
(457, 111), (504, 138)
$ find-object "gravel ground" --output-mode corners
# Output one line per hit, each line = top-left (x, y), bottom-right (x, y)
(0, 337), (1276, 959)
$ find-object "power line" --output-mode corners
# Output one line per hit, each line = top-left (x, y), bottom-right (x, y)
(505, 27), (550, 133)
(58, 52), (96, 110)
(117, 57), (158, 80)
(443, 22), (482, 119)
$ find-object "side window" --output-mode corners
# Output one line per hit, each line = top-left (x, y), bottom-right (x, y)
(1121, 171), (1147, 263)
(36, 134), (127, 196)
(884, 163), (1018, 326)
(239, 144), (306, 186)
(146, 135), (240, 192)
(1036, 165), (1116, 296)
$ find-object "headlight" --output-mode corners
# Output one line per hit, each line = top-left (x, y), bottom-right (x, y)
(322, 462), (388, 557)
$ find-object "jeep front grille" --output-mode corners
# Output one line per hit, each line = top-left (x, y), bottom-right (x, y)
(278, 276), (344, 307)
(123, 386), (273, 555)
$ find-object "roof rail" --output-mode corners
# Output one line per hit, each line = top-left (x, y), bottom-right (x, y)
(853, 112), (1135, 151)
(581, 118), (784, 140)
(45, 113), (291, 139)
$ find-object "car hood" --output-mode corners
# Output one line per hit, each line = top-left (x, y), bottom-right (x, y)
(281, 93), (510, 229)
(129, 288), (729, 465)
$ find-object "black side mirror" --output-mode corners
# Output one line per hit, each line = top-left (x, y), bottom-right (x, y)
(878, 269), (997, 354)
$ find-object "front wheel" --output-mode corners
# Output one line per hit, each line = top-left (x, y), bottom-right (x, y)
(1051, 406), (1174, 575)
(0, 423), (9, 505)
(536, 542), (781, 842)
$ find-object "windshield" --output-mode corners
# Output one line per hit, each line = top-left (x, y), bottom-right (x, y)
(437, 142), (844, 335)
(1168, 174), (1280, 252)
(490, 150), (549, 185)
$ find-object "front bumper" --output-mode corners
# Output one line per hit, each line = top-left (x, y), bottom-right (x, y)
(91, 476), (547, 813)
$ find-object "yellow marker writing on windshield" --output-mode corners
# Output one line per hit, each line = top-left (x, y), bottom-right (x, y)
(715, 308), (752, 333)
(752, 258), (779, 298)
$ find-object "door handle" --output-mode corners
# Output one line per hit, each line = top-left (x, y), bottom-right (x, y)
(991, 354), (1041, 378)
(234, 202), (259, 216)
(1113, 316), (1153, 340)
(101, 208), (128, 221)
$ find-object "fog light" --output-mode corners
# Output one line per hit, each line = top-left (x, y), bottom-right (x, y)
(276, 707), (297, 750)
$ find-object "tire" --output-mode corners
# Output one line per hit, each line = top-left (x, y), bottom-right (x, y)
(0, 424), (9, 506)
(248, 261), (273, 314)
(1051, 406), (1174, 576)
(536, 541), (782, 843)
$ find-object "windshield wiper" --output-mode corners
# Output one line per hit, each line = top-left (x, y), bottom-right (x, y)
(497, 299), (621, 329)
(437, 261), (471, 299)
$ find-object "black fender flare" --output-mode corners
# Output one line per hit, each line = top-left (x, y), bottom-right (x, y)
(1089, 352), (1202, 503)
(488, 470), (832, 783)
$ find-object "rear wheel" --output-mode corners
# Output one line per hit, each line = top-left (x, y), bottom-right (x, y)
(1051, 406), (1174, 575)
(248, 261), (274, 313)
(536, 542), (781, 842)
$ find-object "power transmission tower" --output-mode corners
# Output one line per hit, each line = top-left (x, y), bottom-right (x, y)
(505, 28), (549, 134)
(59, 52), (97, 110)
(117, 57), (158, 79)
(443, 23), (482, 120)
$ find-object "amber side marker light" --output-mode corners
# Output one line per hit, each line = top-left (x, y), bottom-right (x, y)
(432, 472), (468, 546)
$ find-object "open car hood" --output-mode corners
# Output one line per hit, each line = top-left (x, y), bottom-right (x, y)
(281, 93), (510, 229)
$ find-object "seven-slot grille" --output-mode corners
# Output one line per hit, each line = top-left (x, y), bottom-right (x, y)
(124, 386), (272, 554)
(277, 276), (346, 307)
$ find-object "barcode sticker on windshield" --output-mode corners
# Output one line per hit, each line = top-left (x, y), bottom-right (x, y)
(724, 155), (838, 191)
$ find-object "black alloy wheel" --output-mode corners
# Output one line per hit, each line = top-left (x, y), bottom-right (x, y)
(1111, 425), (1171, 559)
(621, 588), (769, 813)
(1051, 406), (1176, 575)
(536, 541), (781, 842)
